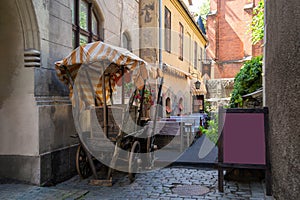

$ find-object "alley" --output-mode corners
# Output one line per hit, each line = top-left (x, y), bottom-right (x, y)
(0, 166), (272, 200)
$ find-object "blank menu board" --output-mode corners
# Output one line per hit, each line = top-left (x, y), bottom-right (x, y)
(222, 113), (266, 165)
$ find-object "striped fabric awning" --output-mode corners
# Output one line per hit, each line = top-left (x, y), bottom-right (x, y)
(55, 41), (154, 107)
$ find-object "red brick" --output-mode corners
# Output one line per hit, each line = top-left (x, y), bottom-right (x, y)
(207, 0), (263, 78)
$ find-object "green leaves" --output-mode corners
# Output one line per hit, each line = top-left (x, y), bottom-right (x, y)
(229, 56), (263, 108)
(199, 0), (210, 25)
(200, 113), (218, 145)
(250, 0), (264, 44)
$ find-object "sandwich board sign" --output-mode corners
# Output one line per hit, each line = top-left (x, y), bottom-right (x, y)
(218, 107), (271, 196)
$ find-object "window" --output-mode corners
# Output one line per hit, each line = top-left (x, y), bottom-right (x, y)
(166, 97), (171, 116)
(179, 23), (183, 60)
(122, 32), (132, 51)
(194, 42), (198, 69)
(72, 0), (103, 48)
(187, 32), (191, 64)
(200, 47), (203, 70)
(164, 7), (171, 53)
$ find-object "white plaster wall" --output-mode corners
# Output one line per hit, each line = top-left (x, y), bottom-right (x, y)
(122, 0), (140, 54)
(96, 0), (140, 53)
(0, 0), (39, 156)
(96, 0), (122, 46)
(0, 72), (38, 156)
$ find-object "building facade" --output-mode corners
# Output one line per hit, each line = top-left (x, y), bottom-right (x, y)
(139, 0), (207, 116)
(0, 0), (206, 185)
(206, 0), (263, 79)
(0, 0), (139, 185)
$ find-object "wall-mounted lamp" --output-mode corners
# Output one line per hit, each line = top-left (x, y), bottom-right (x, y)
(191, 72), (201, 89)
(195, 80), (201, 89)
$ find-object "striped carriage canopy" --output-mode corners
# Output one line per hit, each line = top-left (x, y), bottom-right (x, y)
(55, 41), (157, 107)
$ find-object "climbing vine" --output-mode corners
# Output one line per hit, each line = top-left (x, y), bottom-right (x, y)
(229, 56), (263, 108)
(250, 0), (264, 44)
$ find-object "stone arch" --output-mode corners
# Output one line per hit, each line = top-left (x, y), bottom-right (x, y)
(15, 0), (41, 67)
(16, 0), (40, 50)
(0, 0), (39, 160)
(91, 0), (105, 22)
(90, 0), (105, 40)
(122, 30), (132, 51)
(177, 91), (184, 115)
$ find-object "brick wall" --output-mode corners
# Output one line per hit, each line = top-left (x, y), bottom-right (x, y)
(207, 0), (263, 78)
(214, 62), (243, 79)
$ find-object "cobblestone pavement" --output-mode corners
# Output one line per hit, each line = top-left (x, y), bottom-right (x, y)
(0, 167), (273, 200)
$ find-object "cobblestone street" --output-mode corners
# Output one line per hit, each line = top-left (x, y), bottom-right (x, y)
(0, 166), (273, 200)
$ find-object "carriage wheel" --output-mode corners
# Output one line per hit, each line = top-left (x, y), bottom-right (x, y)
(128, 141), (141, 182)
(76, 144), (92, 179)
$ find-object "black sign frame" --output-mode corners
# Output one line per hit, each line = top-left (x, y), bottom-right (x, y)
(217, 107), (272, 196)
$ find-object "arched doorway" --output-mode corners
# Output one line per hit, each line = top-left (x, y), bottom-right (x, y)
(0, 0), (40, 184)
(192, 95), (204, 113)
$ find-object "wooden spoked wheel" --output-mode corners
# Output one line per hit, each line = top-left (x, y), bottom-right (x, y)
(128, 141), (141, 182)
(76, 144), (92, 179)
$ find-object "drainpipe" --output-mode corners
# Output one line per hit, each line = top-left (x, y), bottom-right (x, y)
(119, 0), (124, 46)
(215, 0), (221, 62)
(262, 0), (266, 106)
(159, 0), (163, 70)
(157, 0), (164, 118)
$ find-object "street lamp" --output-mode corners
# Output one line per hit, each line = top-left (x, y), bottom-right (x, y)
(195, 80), (201, 89)
(191, 72), (201, 89)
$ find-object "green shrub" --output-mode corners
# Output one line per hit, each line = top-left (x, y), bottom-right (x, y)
(229, 56), (263, 108)
(200, 113), (218, 145)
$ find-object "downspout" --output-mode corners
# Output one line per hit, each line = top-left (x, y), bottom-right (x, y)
(262, 0), (266, 106)
(119, 0), (124, 46)
(159, 0), (163, 70)
(156, 0), (164, 119)
(120, 0), (124, 104)
(216, 0), (220, 62)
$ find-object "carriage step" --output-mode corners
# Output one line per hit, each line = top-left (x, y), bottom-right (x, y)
(89, 178), (112, 186)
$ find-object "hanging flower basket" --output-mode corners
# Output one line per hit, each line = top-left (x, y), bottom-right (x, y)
(134, 87), (154, 110)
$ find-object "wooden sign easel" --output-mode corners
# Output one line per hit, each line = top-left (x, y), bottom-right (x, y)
(218, 107), (272, 196)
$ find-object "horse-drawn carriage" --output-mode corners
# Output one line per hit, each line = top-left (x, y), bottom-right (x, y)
(55, 41), (163, 185)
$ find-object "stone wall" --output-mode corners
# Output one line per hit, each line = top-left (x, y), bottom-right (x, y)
(0, 0), (140, 185)
(32, 0), (140, 185)
(206, 79), (234, 99)
(0, 0), (40, 184)
(139, 0), (158, 63)
(265, 0), (300, 199)
(205, 78), (234, 109)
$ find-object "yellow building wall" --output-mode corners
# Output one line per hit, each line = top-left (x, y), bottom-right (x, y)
(139, 0), (207, 116)
(162, 0), (206, 73)
(160, 0), (207, 115)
